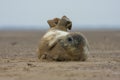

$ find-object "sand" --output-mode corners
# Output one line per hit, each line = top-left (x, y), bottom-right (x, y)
(0, 30), (120, 80)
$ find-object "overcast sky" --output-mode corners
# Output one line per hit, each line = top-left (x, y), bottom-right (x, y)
(0, 0), (120, 29)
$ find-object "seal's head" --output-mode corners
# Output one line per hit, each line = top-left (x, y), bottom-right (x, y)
(55, 32), (89, 61)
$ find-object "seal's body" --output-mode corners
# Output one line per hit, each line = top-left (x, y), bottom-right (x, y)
(37, 29), (68, 60)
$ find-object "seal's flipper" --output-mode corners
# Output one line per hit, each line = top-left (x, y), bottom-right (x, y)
(47, 18), (60, 28)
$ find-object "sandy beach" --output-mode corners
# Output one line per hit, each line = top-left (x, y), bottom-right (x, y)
(0, 30), (120, 80)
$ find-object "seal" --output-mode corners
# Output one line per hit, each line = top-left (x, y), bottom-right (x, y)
(37, 16), (89, 61)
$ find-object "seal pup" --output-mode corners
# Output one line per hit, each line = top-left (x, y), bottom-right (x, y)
(37, 16), (89, 61)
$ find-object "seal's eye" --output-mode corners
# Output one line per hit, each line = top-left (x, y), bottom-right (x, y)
(67, 37), (73, 42)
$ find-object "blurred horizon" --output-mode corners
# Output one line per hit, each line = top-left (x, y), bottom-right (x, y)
(0, 0), (120, 30)
(0, 25), (120, 30)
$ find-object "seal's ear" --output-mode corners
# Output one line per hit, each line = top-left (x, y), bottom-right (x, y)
(47, 18), (60, 28)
